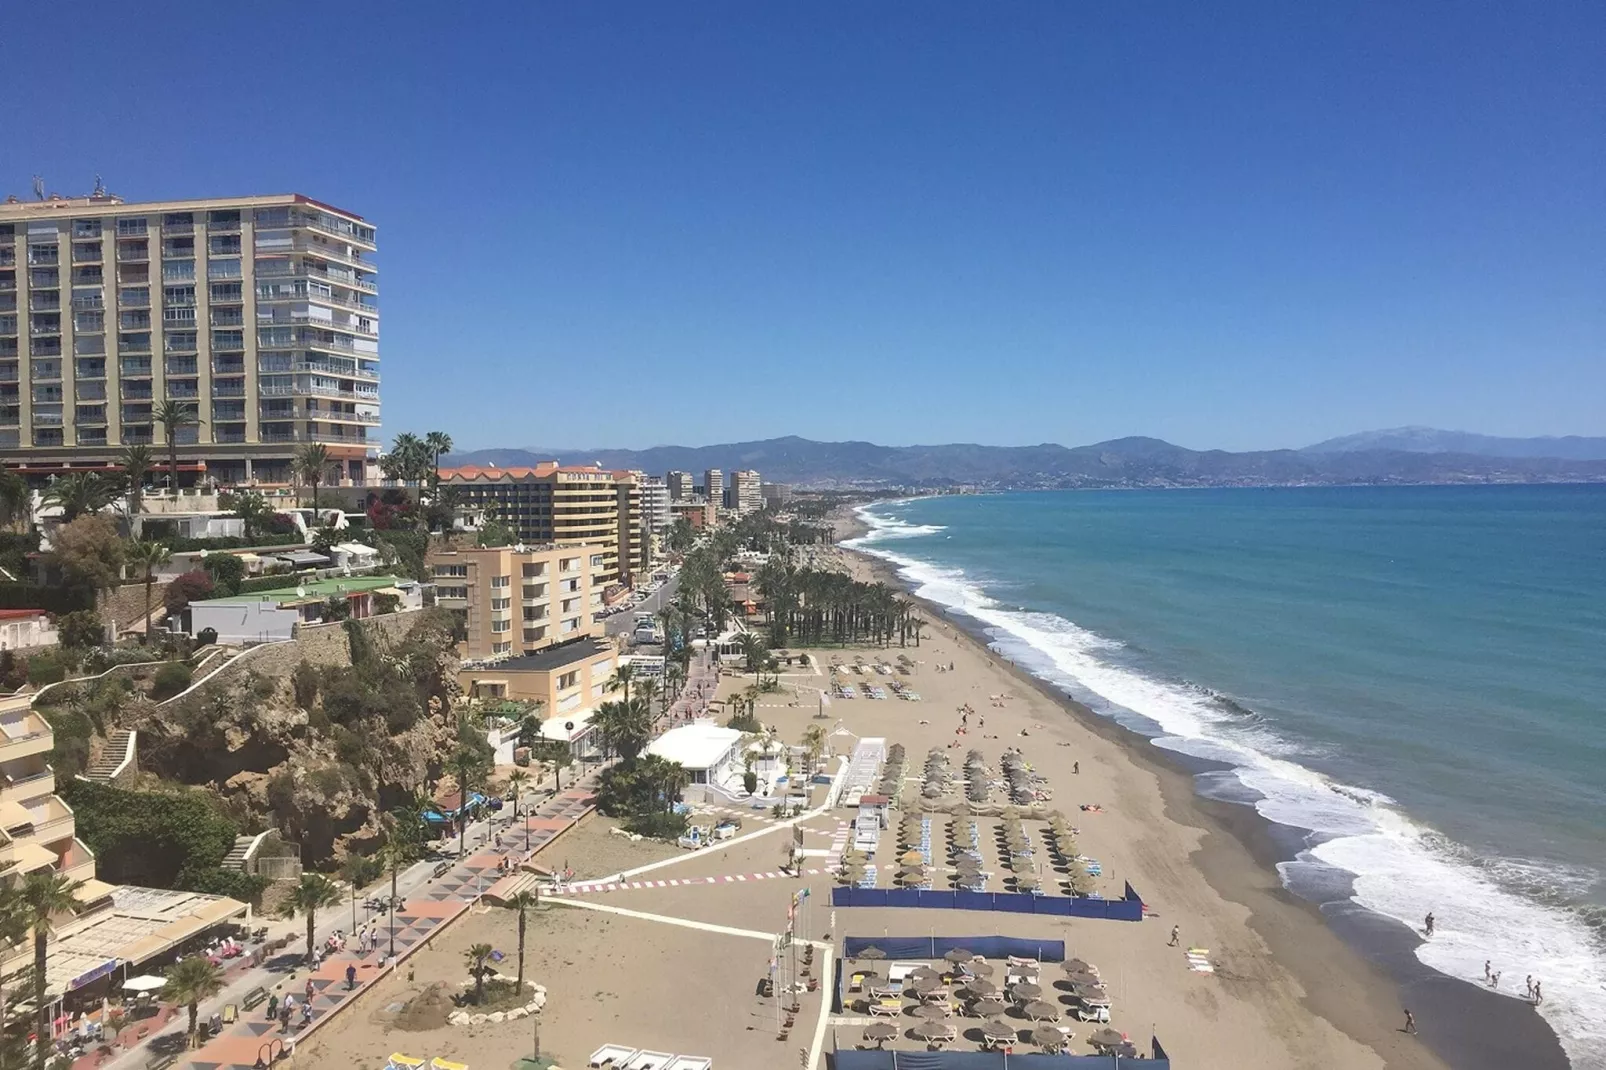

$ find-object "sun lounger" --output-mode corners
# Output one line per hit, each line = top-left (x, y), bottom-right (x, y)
(868, 999), (903, 1018)
(624, 1053), (673, 1070)
(589, 1045), (638, 1068)
(386, 1057), (426, 1070)
(430, 1060), (469, 1070)
(868, 984), (901, 999)
(665, 1059), (711, 1070)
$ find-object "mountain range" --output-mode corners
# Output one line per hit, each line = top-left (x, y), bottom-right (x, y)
(443, 429), (1606, 490)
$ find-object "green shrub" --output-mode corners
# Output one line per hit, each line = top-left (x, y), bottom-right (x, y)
(292, 661), (319, 709)
(57, 609), (105, 650)
(26, 651), (66, 687)
(624, 811), (689, 841)
(151, 662), (194, 700)
(200, 553), (246, 595)
(726, 710), (762, 732)
(58, 779), (244, 889)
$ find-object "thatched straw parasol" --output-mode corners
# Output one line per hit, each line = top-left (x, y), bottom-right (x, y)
(861, 1022), (897, 1047)
(856, 946), (887, 962)
(964, 978), (998, 998)
(980, 1019), (1017, 1043)
(943, 948), (976, 964)
(1011, 982), (1043, 1001)
(1088, 1027), (1125, 1049)
(913, 1003), (949, 1022)
(971, 996), (1006, 1018)
(1023, 1000), (1060, 1022)
(912, 1021), (957, 1044)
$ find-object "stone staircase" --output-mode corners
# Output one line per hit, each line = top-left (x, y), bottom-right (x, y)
(84, 729), (136, 784)
(221, 832), (267, 873)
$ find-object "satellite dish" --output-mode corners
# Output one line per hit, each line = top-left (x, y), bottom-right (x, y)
(295, 584), (307, 598)
(564, 722), (575, 732)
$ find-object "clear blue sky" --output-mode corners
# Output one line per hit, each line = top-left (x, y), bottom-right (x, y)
(6, 2), (1602, 452)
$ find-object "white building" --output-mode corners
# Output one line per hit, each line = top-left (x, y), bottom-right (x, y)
(0, 610), (57, 650)
(636, 476), (672, 562)
(645, 723), (744, 800)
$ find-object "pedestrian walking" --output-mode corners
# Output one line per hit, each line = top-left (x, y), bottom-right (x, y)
(305, 978), (316, 1003)
(1525, 975), (1534, 1000)
(1168, 925), (1180, 947)
(1534, 980), (1542, 1004)
(1483, 960), (1491, 983)
(346, 963), (357, 990)
(300, 1001), (313, 1027)
(1404, 1009), (1416, 1035)
(265, 992), (278, 1021)
(1424, 912), (1435, 937)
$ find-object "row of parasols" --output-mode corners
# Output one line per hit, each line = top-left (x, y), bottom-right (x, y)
(873, 744), (908, 805)
(921, 748), (954, 800)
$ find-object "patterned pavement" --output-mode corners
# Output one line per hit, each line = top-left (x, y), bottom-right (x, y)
(156, 783), (601, 1070)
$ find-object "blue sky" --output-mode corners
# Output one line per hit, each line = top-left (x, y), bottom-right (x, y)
(5, 2), (1601, 452)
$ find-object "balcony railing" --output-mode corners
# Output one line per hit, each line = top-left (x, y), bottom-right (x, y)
(292, 360), (379, 381)
(212, 382), (246, 397)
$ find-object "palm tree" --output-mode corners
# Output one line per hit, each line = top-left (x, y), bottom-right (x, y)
(220, 489), (272, 540)
(0, 881), (32, 1066)
(125, 540), (171, 642)
(294, 443), (331, 512)
(160, 955), (223, 1049)
(0, 467), (27, 532)
(464, 942), (494, 1004)
(802, 723), (827, 772)
(120, 444), (154, 516)
(423, 431), (453, 493)
(591, 699), (651, 763)
(279, 873), (341, 964)
(605, 662), (636, 705)
(500, 890), (539, 993)
(635, 678), (661, 727)
(153, 399), (201, 494)
(737, 632), (767, 688)
(17, 873), (82, 1069)
(505, 769), (531, 818)
(43, 472), (116, 522)
(386, 432), (430, 486)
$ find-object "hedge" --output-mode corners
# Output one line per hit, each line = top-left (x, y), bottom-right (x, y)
(159, 533), (306, 553)
(0, 583), (95, 614)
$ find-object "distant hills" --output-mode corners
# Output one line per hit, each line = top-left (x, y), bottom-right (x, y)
(1302, 427), (1606, 461)
(443, 431), (1606, 490)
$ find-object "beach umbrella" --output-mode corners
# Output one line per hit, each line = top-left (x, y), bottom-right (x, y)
(1112, 1042), (1139, 1058)
(965, 978), (998, 998)
(1023, 1001), (1059, 1022)
(1031, 1031), (1067, 1054)
(913, 1021), (957, 1044)
(857, 946), (887, 962)
(1088, 1027), (1125, 1049)
(908, 977), (942, 995)
(121, 976), (167, 993)
(943, 948), (976, 964)
(980, 1019), (1018, 1043)
(1011, 982), (1043, 1001)
(900, 849), (925, 865)
(971, 997), (1007, 1018)
(862, 1022), (897, 1047)
(1070, 983), (1107, 1002)
(913, 1004), (950, 1022)
(966, 961), (994, 977)
(1063, 970), (1101, 989)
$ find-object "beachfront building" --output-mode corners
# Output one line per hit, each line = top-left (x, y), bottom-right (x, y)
(0, 691), (248, 1021)
(180, 575), (422, 643)
(637, 475), (672, 563)
(666, 471), (692, 500)
(645, 722), (745, 800)
(760, 482), (792, 508)
(729, 469), (762, 515)
(439, 464), (644, 587)
(430, 543), (605, 660)
(458, 635), (618, 726)
(0, 189), (380, 486)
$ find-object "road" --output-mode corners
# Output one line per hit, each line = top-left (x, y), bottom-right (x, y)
(602, 571), (680, 637)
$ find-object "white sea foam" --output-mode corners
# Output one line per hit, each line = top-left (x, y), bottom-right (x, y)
(845, 504), (1606, 1067)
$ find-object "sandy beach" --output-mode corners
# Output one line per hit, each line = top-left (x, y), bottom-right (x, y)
(300, 510), (1567, 1070)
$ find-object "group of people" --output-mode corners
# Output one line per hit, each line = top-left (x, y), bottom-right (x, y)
(264, 988), (315, 1033)
(1406, 913), (1546, 1037)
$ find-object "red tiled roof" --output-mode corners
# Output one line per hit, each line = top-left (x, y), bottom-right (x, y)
(0, 610), (46, 620)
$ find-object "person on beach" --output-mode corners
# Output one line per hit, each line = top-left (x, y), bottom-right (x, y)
(1403, 1009), (1416, 1035)
(1534, 980), (1542, 1004)
(1490, 971), (1501, 990)
(1168, 925), (1180, 947)
(1073, 761), (1080, 775)
(1483, 960), (1491, 983)
(1525, 976), (1534, 1000)
(1424, 912), (1434, 937)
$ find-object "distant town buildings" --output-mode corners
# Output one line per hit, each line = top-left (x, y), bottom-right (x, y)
(760, 482), (792, 507)
(666, 470), (692, 500)
(670, 497), (715, 531)
(703, 469), (724, 520)
(0, 190), (381, 485)
(637, 475), (672, 559)
(439, 463), (644, 585)
(730, 469), (762, 514)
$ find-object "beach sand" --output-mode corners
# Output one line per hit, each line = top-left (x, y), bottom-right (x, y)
(301, 514), (1567, 1070)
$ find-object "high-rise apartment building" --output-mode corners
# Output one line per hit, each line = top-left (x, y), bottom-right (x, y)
(761, 482), (793, 507)
(703, 469), (723, 523)
(730, 469), (762, 515)
(638, 475), (672, 560)
(429, 543), (603, 660)
(441, 463), (643, 586)
(666, 471), (692, 501)
(0, 191), (380, 486)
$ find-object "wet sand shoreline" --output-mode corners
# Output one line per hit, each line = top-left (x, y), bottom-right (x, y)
(835, 506), (1568, 1070)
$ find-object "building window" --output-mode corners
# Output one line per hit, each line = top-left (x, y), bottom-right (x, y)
(491, 619), (511, 633)
(433, 564), (468, 578)
(490, 575), (510, 588)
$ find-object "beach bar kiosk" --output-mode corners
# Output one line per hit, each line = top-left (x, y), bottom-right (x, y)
(857, 793), (890, 832)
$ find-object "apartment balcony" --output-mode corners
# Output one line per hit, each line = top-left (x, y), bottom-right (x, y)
(30, 412), (63, 427)
(117, 244), (149, 263)
(291, 359), (379, 381)
(27, 249), (59, 267)
(162, 219), (194, 235)
(32, 798), (75, 845)
(313, 410), (381, 425)
(0, 713), (54, 763)
(122, 429), (154, 445)
(214, 429), (247, 444)
(212, 381), (246, 397)
(296, 215), (377, 249)
(261, 429), (373, 445)
(282, 239), (376, 273)
(0, 409), (18, 427)
(58, 839), (96, 884)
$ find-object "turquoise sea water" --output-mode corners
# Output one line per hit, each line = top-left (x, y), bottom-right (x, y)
(845, 486), (1606, 1065)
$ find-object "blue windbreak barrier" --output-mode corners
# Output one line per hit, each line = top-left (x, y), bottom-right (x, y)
(841, 937), (1064, 962)
(831, 882), (1145, 922)
(831, 1047), (1168, 1069)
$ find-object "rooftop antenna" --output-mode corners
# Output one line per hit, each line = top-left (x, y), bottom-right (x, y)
(92, 174), (106, 198)
(31, 176), (44, 201)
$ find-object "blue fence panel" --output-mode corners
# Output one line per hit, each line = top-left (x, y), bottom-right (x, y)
(830, 1050), (1166, 1070)
(833, 884), (1147, 922)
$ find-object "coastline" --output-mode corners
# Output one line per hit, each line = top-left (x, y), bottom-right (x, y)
(832, 505), (1570, 1070)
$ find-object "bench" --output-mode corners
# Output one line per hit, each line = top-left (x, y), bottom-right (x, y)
(242, 986), (269, 1010)
(147, 1055), (178, 1070)
(432, 861), (451, 879)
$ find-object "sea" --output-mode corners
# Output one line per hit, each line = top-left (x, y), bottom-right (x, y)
(843, 485), (1606, 1067)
